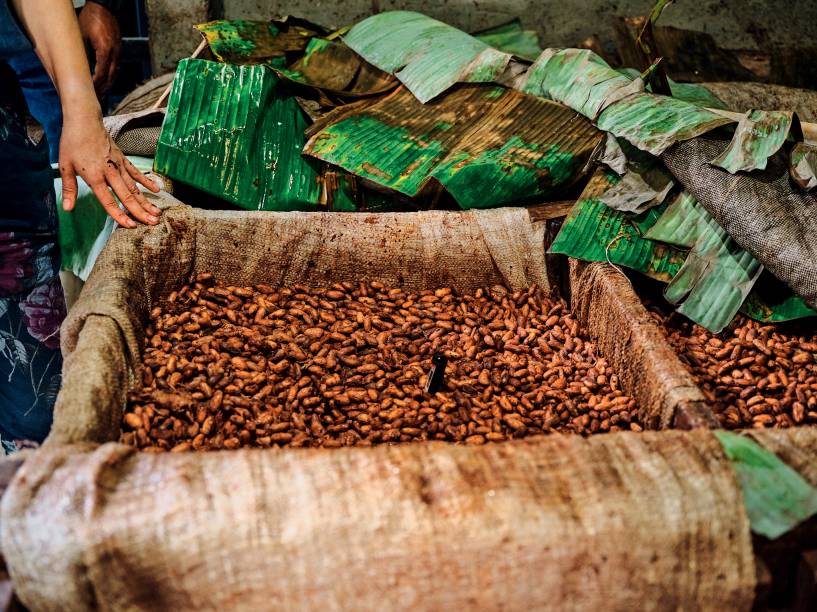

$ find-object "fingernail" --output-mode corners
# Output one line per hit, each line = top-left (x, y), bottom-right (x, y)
(148, 215), (159, 224)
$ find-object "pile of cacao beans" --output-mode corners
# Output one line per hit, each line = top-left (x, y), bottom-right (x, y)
(655, 311), (817, 429)
(122, 274), (640, 451)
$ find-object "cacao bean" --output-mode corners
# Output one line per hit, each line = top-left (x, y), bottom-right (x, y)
(122, 278), (639, 450)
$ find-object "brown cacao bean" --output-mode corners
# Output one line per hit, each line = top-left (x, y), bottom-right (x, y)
(122, 278), (639, 451)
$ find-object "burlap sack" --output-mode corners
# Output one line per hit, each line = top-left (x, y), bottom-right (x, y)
(662, 135), (817, 309)
(103, 109), (165, 157)
(569, 260), (715, 430)
(0, 197), (765, 610)
(702, 82), (817, 123)
(51, 195), (549, 445)
(1, 431), (756, 611)
(112, 73), (174, 116)
(749, 428), (817, 487)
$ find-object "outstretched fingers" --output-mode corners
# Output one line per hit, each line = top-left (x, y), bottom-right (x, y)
(89, 176), (136, 229)
(116, 163), (161, 217)
(123, 157), (160, 193)
(104, 161), (159, 225)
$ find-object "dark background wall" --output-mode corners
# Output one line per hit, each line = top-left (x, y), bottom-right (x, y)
(220, 0), (817, 52)
(146, 0), (817, 83)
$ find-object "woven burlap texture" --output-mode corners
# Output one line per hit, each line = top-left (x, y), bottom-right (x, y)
(2, 199), (761, 610)
(569, 260), (711, 429)
(662, 135), (817, 309)
(702, 82), (817, 123)
(50, 197), (549, 445)
(111, 72), (174, 116)
(103, 108), (165, 157)
(749, 428), (817, 486)
(2, 430), (755, 611)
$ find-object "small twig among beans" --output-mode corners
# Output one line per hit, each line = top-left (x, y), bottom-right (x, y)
(122, 275), (641, 451)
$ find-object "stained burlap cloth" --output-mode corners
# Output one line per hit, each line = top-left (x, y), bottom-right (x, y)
(0, 197), (762, 610)
(663, 135), (817, 309)
(2, 432), (755, 611)
(50, 195), (550, 445)
(103, 108), (165, 157)
(569, 260), (713, 430)
(702, 82), (817, 123)
(112, 72), (174, 116)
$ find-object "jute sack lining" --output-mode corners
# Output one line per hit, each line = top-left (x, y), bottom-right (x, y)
(51, 195), (709, 446)
(569, 259), (713, 430)
(2, 196), (775, 610)
(51, 195), (549, 445)
(749, 428), (817, 487)
(702, 82), (817, 124)
(103, 108), (165, 157)
(663, 135), (817, 309)
(1, 431), (756, 611)
(111, 72), (174, 116)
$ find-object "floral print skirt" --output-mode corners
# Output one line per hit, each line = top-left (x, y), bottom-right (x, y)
(0, 64), (64, 452)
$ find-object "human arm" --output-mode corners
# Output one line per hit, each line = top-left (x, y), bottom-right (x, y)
(10, 0), (160, 228)
(78, 0), (122, 96)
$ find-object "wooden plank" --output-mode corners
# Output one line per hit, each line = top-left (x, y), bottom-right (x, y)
(568, 259), (713, 429)
(672, 402), (720, 430)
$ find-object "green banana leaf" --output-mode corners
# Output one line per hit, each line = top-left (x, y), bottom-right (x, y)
(154, 59), (356, 212)
(343, 11), (513, 103)
(473, 19), (542, 62)
(715, 431), (817, 540)
(549, 169), (685, 283)
(304, 84), (602, 210)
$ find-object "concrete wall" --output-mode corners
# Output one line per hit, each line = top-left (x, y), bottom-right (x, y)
(220, 0), (817, 53)
(147, 0), (211, 74)
(148, 0), (817, 75)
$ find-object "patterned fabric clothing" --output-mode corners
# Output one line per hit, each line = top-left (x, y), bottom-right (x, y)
(0, 5), (65, 452)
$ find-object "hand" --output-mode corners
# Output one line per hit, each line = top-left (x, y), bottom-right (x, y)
(77, 2), (121, 97)
(59, 112), (161, 228)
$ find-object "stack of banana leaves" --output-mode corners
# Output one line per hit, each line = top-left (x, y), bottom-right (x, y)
(156, 14), (606, 213)
(153, 10), (817, 333)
